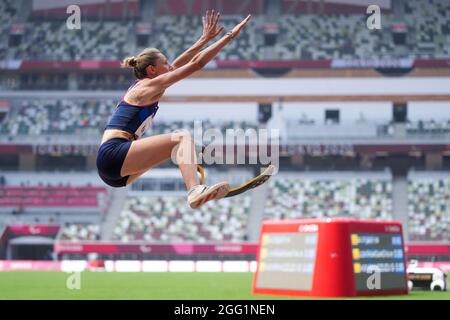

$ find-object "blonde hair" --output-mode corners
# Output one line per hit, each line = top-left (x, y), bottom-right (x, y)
(122, 48), (162, 79)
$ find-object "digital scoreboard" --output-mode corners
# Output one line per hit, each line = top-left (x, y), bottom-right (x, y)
(351, 233), (405, 291)
(256, 232), (318, 291)
(253, 218), (408, 297)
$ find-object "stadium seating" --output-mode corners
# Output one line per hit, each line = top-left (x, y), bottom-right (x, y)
(77, 73), (132, 90)
(406, 120), (450, 135)
(3, 98), (449, 139)
(264, 172), (393, 220)
(408, 172), (450, 241)
(30, 0), (139, 20)
(0, 1), (449, 249)
(59, 223), (101, 241)
(152, 15), (263, 61)
(0, 186), (108, 208)
(113, 172), (395, 242)
(0, 172), (109, 220)
(2, 169), (448, 243)
(155, 1), (450, 60)
(4, 99), (114, 136)
(1, 0), (448, 62)
(7, 22), (135, 60)
(113, 194), (251, 242)
(0, 0), (18, 60)
(150, 119), (259, 137)
(403, 0), (450, 59)
(1, 98), (259, 137)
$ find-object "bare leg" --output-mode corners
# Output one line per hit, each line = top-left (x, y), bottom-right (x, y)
(120, 131), (199, 190)
(171, 131), (199, 190)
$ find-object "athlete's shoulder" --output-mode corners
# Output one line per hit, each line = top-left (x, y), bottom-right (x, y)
(133, 78), (153, 88)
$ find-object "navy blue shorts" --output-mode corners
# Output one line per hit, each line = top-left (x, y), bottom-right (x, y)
(96, 138), (132, 188)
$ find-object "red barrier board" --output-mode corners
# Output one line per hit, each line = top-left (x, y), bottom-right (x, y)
(8, 224), (60, 236)
(253, 218), (408, 297)
(54, 242), (258, 255)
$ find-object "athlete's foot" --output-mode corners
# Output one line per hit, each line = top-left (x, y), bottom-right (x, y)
(187, 182), (230, 209)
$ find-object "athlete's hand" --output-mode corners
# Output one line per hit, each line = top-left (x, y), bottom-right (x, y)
(201, 10), (224, 42)
(229, 14), (252, 38)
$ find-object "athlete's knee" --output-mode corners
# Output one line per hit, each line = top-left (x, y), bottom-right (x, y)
(171, 129), (192, 143)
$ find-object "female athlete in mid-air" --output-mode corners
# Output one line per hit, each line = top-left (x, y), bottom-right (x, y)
(96, 11), (252, 209)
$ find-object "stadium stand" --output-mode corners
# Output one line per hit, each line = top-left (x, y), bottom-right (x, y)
(0, 186), (107, 208)
(77, 73), (132, 90)
(406, 120), (450, 135)
(109, 172), (395, 243)
(113, 194), (251, 242)
(59, 223), (101, 241)
(276, 14), (377, 60)
(156, 0), (450, 60)
(403, 0), (450, 59)
(1, 0), (448, 62)
(30, 0), (140, 20)
(264, 172), (393, 220)
(0, 172), (109, 216)
(0, 98), (260, 137)
(3, 99), (114, 136)
(0, 0), (449, 250)
(275, 0), (449, 60)
(7, 21), (135, 61)
(0, 0), (19, 60)
(152, 15), (263, 61)
(2, 98), (449, 140)
(408, 171), (450, 241)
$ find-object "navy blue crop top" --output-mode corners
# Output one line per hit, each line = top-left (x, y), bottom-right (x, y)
(105, 82), (159, 140)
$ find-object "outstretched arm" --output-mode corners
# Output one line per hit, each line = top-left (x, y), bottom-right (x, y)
(131, 14), (252, 104)
(171, 10), (224, 70)
(190, 15), (251, 68)
(152, 14), (252, 88)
